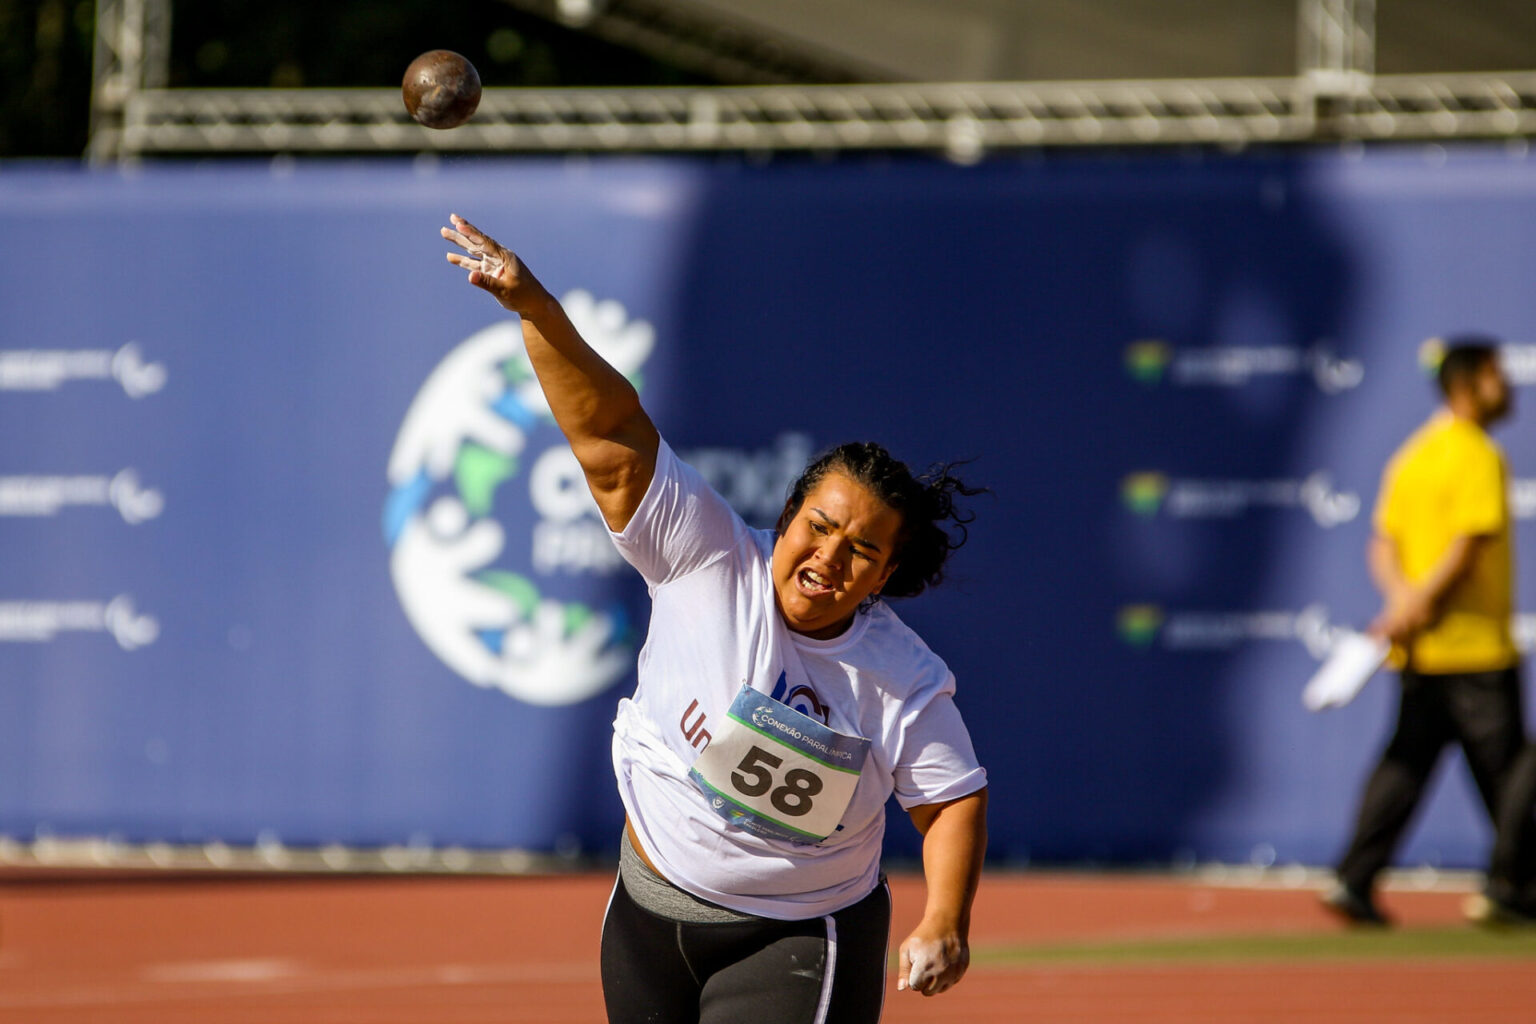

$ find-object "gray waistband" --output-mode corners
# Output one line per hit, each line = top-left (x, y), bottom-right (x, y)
(618, 829), (760, 924)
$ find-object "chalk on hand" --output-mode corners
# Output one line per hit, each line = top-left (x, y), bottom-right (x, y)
(901, 941), (940, 992)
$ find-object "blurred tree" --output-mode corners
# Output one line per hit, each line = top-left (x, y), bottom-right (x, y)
(0, 0), (97, 157)
(0, 0), (706, 158)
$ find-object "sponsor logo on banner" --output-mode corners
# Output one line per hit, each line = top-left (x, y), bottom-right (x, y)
(683, 434), (813, 528)
(1120, 471), (1359, 527)
(1418, 338), (1446, 377)
(1513, 480), (1536, 520)
(0, 596), (159, 650)
(0, 343), (166, 398)
(1123, 338), (1363, 393)
(0, 471), (164, 524)
(1501, 344), (1536, 385)
(1118, 603), (1344, 659)
(384, 292), (811, 707)
(1120, 604), (1536, 658)
(1517, 615), (1536, 654)
(1124, 341), (1172, 385)
(1115, 604), (1165, 648)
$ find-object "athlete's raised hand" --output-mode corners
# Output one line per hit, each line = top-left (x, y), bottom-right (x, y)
(442, 213), (548, 313)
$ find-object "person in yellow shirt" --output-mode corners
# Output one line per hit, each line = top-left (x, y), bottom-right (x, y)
(1323, 339), (1531, 925)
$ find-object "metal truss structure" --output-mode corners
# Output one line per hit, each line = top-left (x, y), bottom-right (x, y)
(88, 0), (1536, 161)
(92, 73), (1536, 162)
(89, 0), (171, 155)
(1298, 0), (1375, 90)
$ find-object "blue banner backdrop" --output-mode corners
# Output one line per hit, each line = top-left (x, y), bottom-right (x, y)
(1, 146), (1534, 870)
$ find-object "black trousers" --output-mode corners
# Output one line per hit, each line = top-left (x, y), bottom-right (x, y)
(1337, 665), (1533, 895)
(1491, 741), (1536, 901)
(600, 874), (891, 1024)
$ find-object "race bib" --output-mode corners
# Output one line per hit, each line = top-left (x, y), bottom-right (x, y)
(689, 684), (870, 845)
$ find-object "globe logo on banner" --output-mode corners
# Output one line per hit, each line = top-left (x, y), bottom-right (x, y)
(383, 291), (653, 706)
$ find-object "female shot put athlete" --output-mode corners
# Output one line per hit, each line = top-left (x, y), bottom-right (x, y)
(442, 214), (989, 1024)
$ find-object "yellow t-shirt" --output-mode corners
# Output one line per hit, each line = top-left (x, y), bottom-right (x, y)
(1374, 411), (1516, 673)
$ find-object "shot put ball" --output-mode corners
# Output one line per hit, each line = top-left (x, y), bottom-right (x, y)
(402, 50), (482, 129)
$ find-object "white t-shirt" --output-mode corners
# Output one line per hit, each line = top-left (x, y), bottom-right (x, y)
(609, 439), (987, 920)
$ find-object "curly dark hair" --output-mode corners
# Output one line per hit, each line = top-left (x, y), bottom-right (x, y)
(774, 441), (985, 600)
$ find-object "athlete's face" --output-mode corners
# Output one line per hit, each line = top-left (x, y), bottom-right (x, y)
(772, 471), (902, 640)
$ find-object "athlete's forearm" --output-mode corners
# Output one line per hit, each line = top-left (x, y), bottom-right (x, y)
(442, 213), (658, 529)
(519, 294), (657, 454)
(899, 788), (987, 996)
(914, 788), (988, 935)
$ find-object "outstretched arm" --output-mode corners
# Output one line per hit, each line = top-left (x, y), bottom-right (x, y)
(899, 787), (988, 997)
(442, 213), (658, 532)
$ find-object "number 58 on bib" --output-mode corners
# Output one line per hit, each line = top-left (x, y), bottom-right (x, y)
(689, 684), (871, 845)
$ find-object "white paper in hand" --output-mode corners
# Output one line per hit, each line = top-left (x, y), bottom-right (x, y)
(1303, 630), (1390, 711)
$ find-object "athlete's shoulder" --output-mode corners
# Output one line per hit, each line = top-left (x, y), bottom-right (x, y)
(855, 604), (955, 699)
(747, 524), (776, 561)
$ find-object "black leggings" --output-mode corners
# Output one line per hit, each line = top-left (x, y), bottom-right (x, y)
(600, 874), (891, 1024)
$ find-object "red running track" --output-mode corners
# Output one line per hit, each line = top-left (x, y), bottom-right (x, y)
(1, 870), (1531, 1023)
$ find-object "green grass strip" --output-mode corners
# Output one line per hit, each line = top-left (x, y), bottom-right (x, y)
(969, 927), (1536, 967)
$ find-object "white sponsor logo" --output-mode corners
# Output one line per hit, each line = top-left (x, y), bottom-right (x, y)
(526, 446), (626, 575)
(1516, 615), (1536, 654)
(685, 434), (813, 526)
(1134, 604), (1535, 659)
(1134, 603), (1356, 658)
(0, 343), (166, 397)
(0, 470), (163, 524)
(1157, 607), (1317, 652)
(1512, 479), (1536, 520)
(1500, 343), (1536, 386)
(1142, 472), (1359, 528)
(1170, 345), (1363, 393)
(0, 596), (159, 650)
